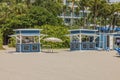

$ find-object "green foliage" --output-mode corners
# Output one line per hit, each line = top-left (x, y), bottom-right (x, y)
(35, 25), (70, 48)
(34, 0), (62, 16)
(0, 0), (120, 49)
(8, 37), (16, 47)
(28, 6), (62, 26)
(0, 28), (4, 49)
(0, 0), (63, 47)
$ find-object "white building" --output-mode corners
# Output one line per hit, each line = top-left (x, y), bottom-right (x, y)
(60, 0), (120, 26)
(59, 0), (90, 26)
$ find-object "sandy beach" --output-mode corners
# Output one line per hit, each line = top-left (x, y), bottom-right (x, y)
(0, 47), (120, 80)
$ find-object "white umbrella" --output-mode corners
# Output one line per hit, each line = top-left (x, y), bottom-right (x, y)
(44, 37), (62, 42)
(43, 37), (62, 53)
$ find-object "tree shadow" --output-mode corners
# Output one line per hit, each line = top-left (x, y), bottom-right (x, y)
(63, 50), (71, 52)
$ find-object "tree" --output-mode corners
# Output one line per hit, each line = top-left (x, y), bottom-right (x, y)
(35, 25), (70, 48)
(28, 6), (62, 26)
(89, 0), (107, 29)
(77, 0), (90, 28)
(97, 1), (111, 26)
(70, 0), (75, 26)
(34, 0), (62, 16)
(62, 5), (67, 23)
(110, 3), (120, 29)
(0, 28), (3, 49)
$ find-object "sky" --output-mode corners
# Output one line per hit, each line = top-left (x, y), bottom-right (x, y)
(110, 0), (120, 2)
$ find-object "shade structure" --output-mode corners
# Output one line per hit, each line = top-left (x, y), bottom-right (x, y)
(44, 37), (62, 42)
(11, 29), (42, 52)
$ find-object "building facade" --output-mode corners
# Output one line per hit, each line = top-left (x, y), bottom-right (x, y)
(59, 0), (120, 26)
(59, 0), (90, 26)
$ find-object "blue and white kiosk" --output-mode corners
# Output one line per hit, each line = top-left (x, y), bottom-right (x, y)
(13, 29), (42, 52)
(69, 29), (99, 50)
(69, 27), (120, 51)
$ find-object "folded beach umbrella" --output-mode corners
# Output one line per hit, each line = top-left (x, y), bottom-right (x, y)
(43, 37), (62, 53)
(44, 37), (62, 42)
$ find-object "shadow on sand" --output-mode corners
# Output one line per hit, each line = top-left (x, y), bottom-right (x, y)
(6, 51), (20, 54)
(114, 55), (120, 58)
(41, 51), (59, 54)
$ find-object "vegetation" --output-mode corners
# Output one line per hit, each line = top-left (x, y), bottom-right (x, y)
(73, 0), (120, 28)
(0, 28), (4, 49)
(35, 25), (70, 48)
(0, 0), (120, 49)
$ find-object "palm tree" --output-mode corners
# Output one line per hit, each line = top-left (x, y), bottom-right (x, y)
(110, 3), (120, 30)
(98, 2), (111, 26)
(62, 5), (67, 24)
(89, 0), (107, 29)
(70, 0), (75, 26)
(77, 0), (90, 29)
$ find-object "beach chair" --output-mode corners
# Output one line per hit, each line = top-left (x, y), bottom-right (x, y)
(115, 48), (120, 55)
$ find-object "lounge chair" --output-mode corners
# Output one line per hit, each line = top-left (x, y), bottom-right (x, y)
(114, 48), (120, 55)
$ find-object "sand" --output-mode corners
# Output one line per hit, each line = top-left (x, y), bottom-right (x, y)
(0, 47), (120, 80)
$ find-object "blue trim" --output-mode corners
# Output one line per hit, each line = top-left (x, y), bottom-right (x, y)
(71, 30), (80, 34)
(97, 27), (120, 32)
(70, 42), (96, 50)
(70, 30), (97, 34)
(21, 30), (39, 34)
(16, 30), (40, 36)
(81, 30), (96, 34)
(16, 44), (40, 52)
(114, 34), (120, 36)
(16, 31), (20, 34)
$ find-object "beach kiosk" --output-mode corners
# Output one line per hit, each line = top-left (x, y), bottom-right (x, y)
(69, 29), (99, 50)
(98, 27), (120, 50)
(14, 29), (42, 52)
(69, 27), (120, 51)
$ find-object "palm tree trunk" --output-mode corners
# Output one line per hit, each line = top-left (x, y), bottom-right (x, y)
(82, 9), (86, 29)
(93, 0), (98, 29)
(71, 0), (74, 27)
(63, 11), (65, 24)
(112, 14), (117, 32)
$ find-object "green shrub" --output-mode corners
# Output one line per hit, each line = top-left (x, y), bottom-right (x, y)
(8, 37), (16, 47)
(0, 28), (4, 50)
(35, 25), (70, 48)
